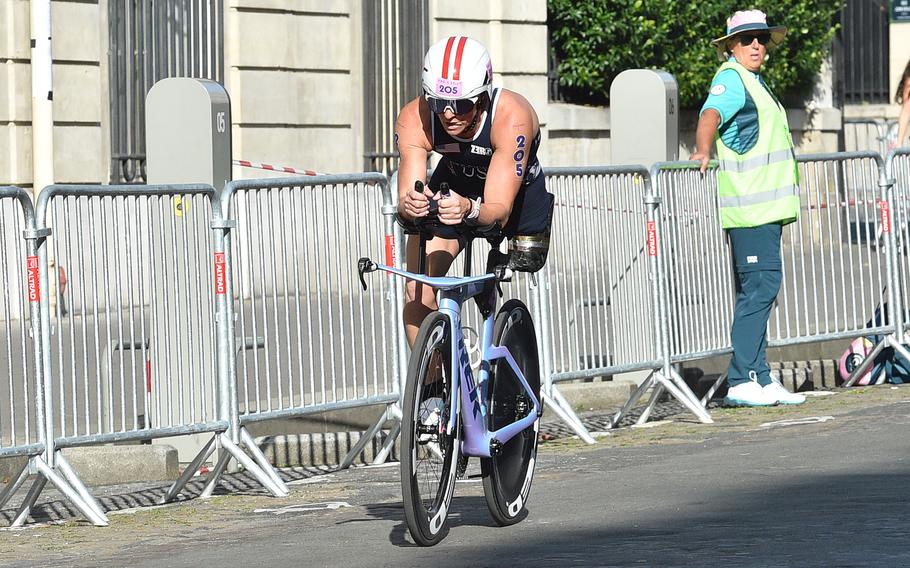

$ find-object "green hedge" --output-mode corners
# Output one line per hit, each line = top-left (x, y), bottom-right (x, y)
(548, 1), (840, 108)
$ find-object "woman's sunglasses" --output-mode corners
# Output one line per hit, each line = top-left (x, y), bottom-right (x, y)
(737, 33), (771, 47)
(425, 94), (480, 115)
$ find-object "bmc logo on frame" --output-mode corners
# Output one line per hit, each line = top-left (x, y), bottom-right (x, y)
(214, 252), (226, 295)
(435, 78), (462, 97)
(26, 256), (39, 302)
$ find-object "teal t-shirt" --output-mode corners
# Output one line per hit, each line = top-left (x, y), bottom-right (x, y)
(700, 59), (759, 155)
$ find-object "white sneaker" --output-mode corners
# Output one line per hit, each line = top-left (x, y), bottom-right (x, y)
(724, 380), (778, 407)
(417, 397), (445, 441)
(763, 380), (806, 405)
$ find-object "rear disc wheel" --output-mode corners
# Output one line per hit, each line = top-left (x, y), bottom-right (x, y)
(481, 299), (540, 526)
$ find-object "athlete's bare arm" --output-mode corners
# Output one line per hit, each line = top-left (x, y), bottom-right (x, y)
(439, 90), (539, 228)
(395, 97), (435, 220)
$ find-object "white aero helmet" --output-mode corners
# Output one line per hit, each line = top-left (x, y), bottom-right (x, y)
(422, 36), (493, 102)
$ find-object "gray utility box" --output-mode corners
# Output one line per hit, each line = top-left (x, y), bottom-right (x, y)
(606, 70), (679, 386)
(610, 69), (679, 167)
(147, 78), (232, 190)
(145, 78), (232, 461)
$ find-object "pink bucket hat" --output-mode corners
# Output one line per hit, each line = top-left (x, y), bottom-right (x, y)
(711, 10), (787, 57)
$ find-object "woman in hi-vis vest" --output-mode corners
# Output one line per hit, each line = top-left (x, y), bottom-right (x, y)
(690, 10), (805, 408)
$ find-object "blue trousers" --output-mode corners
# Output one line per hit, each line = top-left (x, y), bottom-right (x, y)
(726, 224), (783, 388)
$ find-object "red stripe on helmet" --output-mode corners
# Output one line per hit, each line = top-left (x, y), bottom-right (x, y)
(441, 36), (456, 79)
(452, 36), (468, 81)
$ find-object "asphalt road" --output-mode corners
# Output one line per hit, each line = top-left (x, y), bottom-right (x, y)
(1, 387), (909, 567)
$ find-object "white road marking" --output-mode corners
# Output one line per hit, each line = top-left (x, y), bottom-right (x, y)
(254, 501), (352, 515)
(631, 421), (672, 429)
(360, 462), (399, 469)
(759, 416), (835, 429)
(287, 474), (336, 486)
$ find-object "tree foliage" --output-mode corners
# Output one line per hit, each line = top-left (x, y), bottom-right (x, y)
(548, 0), (840, 108)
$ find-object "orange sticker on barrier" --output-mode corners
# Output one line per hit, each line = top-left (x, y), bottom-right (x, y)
(647, 221), (658, 256)
(214, 252), (226, 294)
(880, 200), (891, 234)
(385, 235), (395, 266)
(27, 256), (39, 302)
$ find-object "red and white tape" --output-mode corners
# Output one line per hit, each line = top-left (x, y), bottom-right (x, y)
(233, 159), (323, 176)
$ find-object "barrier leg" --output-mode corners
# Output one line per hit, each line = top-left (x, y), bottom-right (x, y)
(844, 337), (890, 387)
(668, 367), (703, 408)
(338, 405), (394, 470)
(890, 339), (910, 370)
(373, 420), (401, 465)
(240, 427), (288, 493)
(12, 473), (46, 527)
(653, 373), (714, 424)
(371, 405), (403, 465)
(701, 373), (727, 406)
(636, 382), (664, 426)
(0, 460), (30, 510)
(542, 389), (596, 444)
(548, 384), (596, 439)
(32, 457), (108, 526)
(216, 433), (288, 497)
(611, 373), (655, 427)
(54, 451), (106, 520)
(200, 446), (232, 499)
(161, 435), (217, 504)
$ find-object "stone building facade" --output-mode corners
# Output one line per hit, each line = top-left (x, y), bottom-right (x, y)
(7, 1), (898, 191)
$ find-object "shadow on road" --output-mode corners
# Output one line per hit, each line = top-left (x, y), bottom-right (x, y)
(355, 495), (502, 547)
(368, 467), (910, 566)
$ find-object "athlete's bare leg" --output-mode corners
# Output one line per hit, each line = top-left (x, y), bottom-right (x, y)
(403, 233), (462, 346)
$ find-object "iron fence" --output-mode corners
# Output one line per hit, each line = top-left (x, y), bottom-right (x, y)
(839, 0), (890, 105)
(108, 0), (224, 184)
(362, 0), (429, 175)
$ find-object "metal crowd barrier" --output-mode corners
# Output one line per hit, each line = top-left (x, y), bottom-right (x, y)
(0, 186), (107, 527)
(651, 151), (907, 398)
(40, 185), (225, 447)
(218, 174), (402, 469)
(891, 149), (910, 327)
(0, 188), (42, 461)
(39, 184), (285, 512)
(541, 167), (711, 428)
(773, 153), (894, 346)
(653, 162), (734, 364)
(844, 118), (890, 156)
(0, 183), (290, 529)
(10, 148), (910, 528)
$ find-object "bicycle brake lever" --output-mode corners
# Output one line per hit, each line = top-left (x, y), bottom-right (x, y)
(358, 257), (377, 290)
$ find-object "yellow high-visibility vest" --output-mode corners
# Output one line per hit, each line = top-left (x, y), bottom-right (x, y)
(715, 61), (800, 228)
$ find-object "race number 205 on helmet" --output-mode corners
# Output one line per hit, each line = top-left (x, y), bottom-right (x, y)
(422, 36), (493, 110)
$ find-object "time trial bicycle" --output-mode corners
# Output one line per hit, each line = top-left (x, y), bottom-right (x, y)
(358, 184), (542, 546)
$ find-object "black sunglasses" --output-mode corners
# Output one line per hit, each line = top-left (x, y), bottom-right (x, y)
(425, 94), (479, 115)
(737, 33), (771, 47)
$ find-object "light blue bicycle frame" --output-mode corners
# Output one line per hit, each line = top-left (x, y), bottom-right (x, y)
(375, 263), (541, 458)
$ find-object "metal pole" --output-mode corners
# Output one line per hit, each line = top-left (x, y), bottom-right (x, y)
(215, 187), (239, 445)
(882, 154), (905, 341)
(30, 0), (55, 201)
